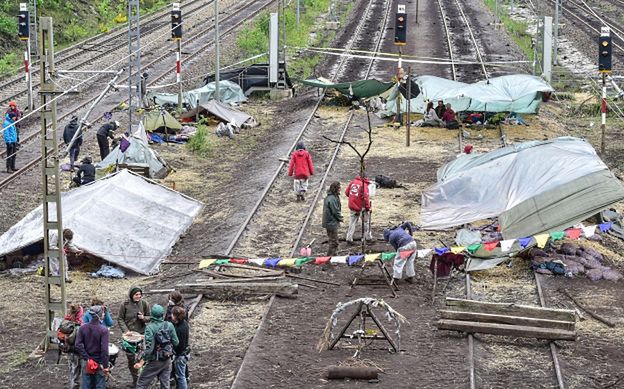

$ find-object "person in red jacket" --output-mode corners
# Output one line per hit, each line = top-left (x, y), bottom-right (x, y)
(345, 174), (373, 243)
(288, 141), (314, 201)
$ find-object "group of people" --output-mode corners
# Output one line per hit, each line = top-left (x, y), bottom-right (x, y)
(63, 287), (190, 389)
(421, 100), (459, 129)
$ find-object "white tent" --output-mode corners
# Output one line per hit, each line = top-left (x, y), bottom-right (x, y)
(420, 137), (624, 238)
(147, 80), (247, 108)
(0, 170), (203, 274)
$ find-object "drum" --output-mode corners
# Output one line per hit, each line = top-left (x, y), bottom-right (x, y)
(121, 331), (143, 354)
(108, 343), (119, 368)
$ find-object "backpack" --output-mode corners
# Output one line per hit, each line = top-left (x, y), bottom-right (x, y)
(153, 322), (174, 361)
(57, 320), (79, 353)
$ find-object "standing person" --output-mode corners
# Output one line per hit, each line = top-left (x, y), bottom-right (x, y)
(345, 174), (372, 243)
(83, 297), (114, 327)
(322, 181), (343, 256)
(434, 100), (446, 119)
(63, 116), (83, 169)
(63, 228), (83, 282)
(165, 291), (186, 323)
(135, 304), (179, 389)
(72, 156), (95, 187)
(74, 305), (109, 389)
(383, 222), (418, 284)
(3, 112), (18, 173)
(423, 101), (444, 127)
(118, 286), (151, 387)
(96, 121), (119, 160)
(64, 304), (84, 389)
(172, 306), (190, 389)
(6, 101), (22, 145)
(288, 141), (314, 201)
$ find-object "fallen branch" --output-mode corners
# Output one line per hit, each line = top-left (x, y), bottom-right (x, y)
(559, 289), (615, 328)
(326, 366), (379, 380)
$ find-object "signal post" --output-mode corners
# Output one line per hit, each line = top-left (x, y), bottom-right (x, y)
(394, 5), (408, 145)
(19, 3), (33, 111)
(172, 3), (183, 110)
(599, 27), (612, 155)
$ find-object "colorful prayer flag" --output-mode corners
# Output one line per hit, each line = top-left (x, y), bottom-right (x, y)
(466, 244), (482, 254)
(314, 256), (331, 265)
(348, 255), (364, 266)
(549, 231), (565, 241)
(364, 254), (380, 263)
(434, 247), (449, 255)
(582, 225), (596, 238)
(500, 239), (515, 252)
(565, 228), (582, 240)
(598, 222), (613, 233)
(518, 237), (533, 248)
(278, 258), (297, 267)
(399, 250), (415, 259)
(381, 252), (396, 262)
(214, 259), (231, 265)
(483, 241), (498, 252)
(417, 249), (432, 258)
(198, 259), (215, 269)
(295, 257), (313, 267)
(264, 257), (282, 267)
(534, 234), (549, 248)
(330, 256), (348, 264)
(450, 246), (465, 254)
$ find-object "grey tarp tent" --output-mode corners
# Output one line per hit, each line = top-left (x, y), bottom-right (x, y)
(147, 80), (247, 108)
(95, 123), (169, 178)
(180, 99), (254, 126)
(420, 137), (624, 239)
(301, 78), (394, 99)
(0, 170), (203, 275)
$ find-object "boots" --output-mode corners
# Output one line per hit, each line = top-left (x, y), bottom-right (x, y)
(392, 277), (401, 285)
(405, 276), (415, 284)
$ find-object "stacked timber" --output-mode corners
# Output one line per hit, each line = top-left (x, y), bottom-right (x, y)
(179, 263), (298, 298)
(436, 298), (576, 340)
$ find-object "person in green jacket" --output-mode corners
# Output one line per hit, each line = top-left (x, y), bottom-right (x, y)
(322, 181), (343, 256)
(118, 286), (151, 387)
(136, 304), (179, 389)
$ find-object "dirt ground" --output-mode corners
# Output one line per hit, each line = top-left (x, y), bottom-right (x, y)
(1, 0), (624, 388)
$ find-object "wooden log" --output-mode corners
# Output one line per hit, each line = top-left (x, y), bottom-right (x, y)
(187, 294), (203, 318)
(436, 319), (577, 341)
(194, 276), (285, 283)
(220, 263), (283, 274)
(178, 282), (298, 297)
(439, 310), (575, 331)
(286, 273), (340, 286)
(326, 366), (379, 380)
(446, 298), (575, 322)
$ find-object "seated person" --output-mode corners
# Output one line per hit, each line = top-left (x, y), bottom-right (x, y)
(423, 101), (444, 127)
(72, 156), (95, 187)
(435, 100), (446, 119)
(442, 103), (460, 129)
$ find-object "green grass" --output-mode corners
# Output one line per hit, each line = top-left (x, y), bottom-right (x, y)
(482, 0), (534, 61)
(0, 52), (19, 77)
(187, 124), (213, 157)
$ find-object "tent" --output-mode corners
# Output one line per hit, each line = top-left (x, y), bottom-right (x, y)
(95, 123), (169, 178)
(180, 99), (255, 127)
(0, 170), (203, 275)
(146, 80), (247, 108)
(420, 137), (624, 238)
(380, 74), (554, 116)
(301, 78), (394, 99)
(142, 109), (182, 133)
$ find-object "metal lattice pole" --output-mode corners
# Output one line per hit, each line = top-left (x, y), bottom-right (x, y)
(128, 0), (142, 126)
(215, 0), (220, 102)
(28, 0), (38, 60)
(39, 17), (65, 351)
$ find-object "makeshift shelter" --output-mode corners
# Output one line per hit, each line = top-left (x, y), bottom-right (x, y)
(301, 78), (394, 99)
(180, 99), (256, 127)
(420, 137), (624, 239)
(380, 74), (554, 116)
(0, 170), (203, 275)
(95, 123), (169, 179)
(142, 109), (182, 133)
(203, 63), (294, 95)
(146, 80), (247, 108)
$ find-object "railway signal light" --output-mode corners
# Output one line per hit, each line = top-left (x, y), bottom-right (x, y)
(171, 3), (182, 40)
(18, 3), (29, 41)
(598, 27), (612, 73)
(394, 4), (407, 46)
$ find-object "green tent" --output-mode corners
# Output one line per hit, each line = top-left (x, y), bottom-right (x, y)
(142, 109), (182, 133)
(301, 78), (394, 99)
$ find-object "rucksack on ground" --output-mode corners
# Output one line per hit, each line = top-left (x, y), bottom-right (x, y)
(153, 323), (174, 361)
(375, 174), (398, 189)
(56, 320), (79, 353)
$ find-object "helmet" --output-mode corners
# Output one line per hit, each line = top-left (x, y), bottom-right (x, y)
(295, 141), (306, 150)
(8, 101), (17, 108)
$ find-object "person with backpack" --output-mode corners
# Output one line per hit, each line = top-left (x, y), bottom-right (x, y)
(172, 306), (190, 389)
(63, 116), (83, 169)
(287, 141), (314, 202)
(345, 174), (373, 243)
(74, 305), (109, 389)
(118, 286), (151, 387)
(136, 304), (179, 389)
(59, 304), (83, 389)
(165, 291), (186, 323)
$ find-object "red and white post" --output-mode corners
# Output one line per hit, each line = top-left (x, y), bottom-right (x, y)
(176, 41), (182, 110)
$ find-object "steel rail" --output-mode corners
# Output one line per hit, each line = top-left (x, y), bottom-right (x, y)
(453, 0), (489, 80)
(436, 0), (458, 81)
(224, 0), (390, 256)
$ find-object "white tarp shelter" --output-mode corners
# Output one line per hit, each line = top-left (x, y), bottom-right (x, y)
(147, 80), (247, 108)
(420, 137), (624, 238)
(381, 74), (554, 116)
(95, 123), (169, 179)
(180, 99), (254, 127)
(0, 170), (203, 275)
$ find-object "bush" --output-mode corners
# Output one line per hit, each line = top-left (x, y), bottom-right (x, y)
(0, 52), (18, 77)
(187, 125), (213, 157)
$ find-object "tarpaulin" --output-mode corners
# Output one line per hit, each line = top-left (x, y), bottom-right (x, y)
(301, 78), (394, 99)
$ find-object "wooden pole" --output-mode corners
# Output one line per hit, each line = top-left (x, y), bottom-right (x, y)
(431, 257), (438, 303)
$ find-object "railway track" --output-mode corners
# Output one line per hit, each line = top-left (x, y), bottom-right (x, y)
(0, 0), (276, 190)
(224, 0), (393, 258)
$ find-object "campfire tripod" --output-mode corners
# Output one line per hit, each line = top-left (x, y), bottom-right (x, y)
(328, 300), (399, 356)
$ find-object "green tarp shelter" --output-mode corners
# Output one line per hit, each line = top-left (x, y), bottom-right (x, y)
(301, 78), (394, 99)
(142, 109), (182, 133)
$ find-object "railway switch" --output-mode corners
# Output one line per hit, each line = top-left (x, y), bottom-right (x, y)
(18, 4), (29, 41)
(394, 4), (407, 46)
(171, 3), (182, 40)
